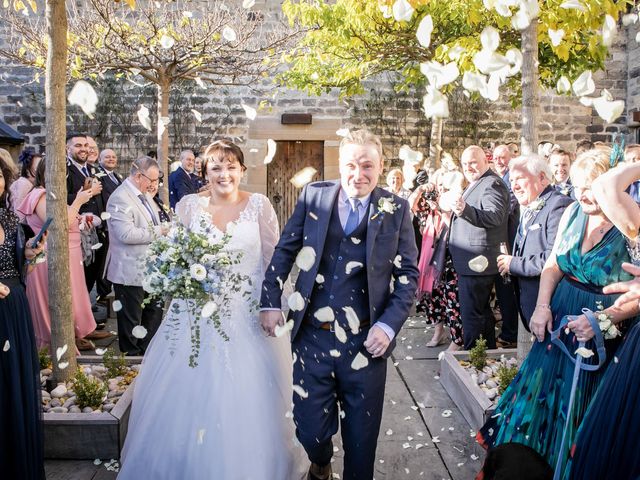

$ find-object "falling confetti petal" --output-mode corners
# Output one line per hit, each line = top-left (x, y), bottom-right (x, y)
(293, 384), (309, 399)
(345, 261), (363, 275)
(290, 167), (317, 188)
(159, 34), (175, 49)
(2, 340), (9, 352)
(334, 322), (347, 343)
(351, 352), (369, 370)
(68, 80), (98, 118)
(471, 454), (479, 460)
(95, 348), (107, 355)
(557, 76), (571, 94)
(222, 26), (237, 42)
(398, 275), (409, 285)
(288, 292), (305, 311)
(548, 28), (565, 47)
(263, 139), (277, 164)
(309, 212), (318, 220)
(560, 0), (587, 12)
(182, 11), (193, 18)
(58, 361), (69, 369)
(392, 0), (414, 22)
(137, 105), (152, 131)
(275, 320), (294, 337)
(416, 14), (433, 48)
(112, 300), (122, 312)
(572, 70), (595, 97)
(132, 325), (148, 339)
(56, 344), (68, 361)
(422, 87), (449, 119)
(342, 307), (361, 334)
(351, 237), (361, 245)
(91, 243), (103, 250)
(194, 77), (206, 89)
(420, 61), (459, 89)
(575, 347), (594, 358)
(314, 306), (334, 323)
(315, 274), (325, 284)
(623, 13), (638, 26)
(100, 212), (111, 221)
(242, 103), (257, 120)
(592, 90), (625, 124)
(242, 0), (255, 8)
(336, 128), (350, 137)
(191, 109), (202, 122)
(295, 246), (316, 271)
(602, 15), (617, 47)
(468, 255), (489, 273)
(329, 349), (341, 357)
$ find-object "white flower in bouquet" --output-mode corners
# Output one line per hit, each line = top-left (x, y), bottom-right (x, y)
(201, 301), (218, 319)
(190, 263), (207, 281)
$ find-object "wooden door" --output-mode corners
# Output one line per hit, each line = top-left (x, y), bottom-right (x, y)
(267, 141), (324, 229)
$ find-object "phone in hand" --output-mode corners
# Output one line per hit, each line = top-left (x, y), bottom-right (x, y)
(83, 177), (93, 191)
(31, 217), (53, 248)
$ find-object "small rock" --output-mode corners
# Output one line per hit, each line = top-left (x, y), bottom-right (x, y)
(491, 364), (500, 374)
(486, 380), (498, 389)
(41, 390), (51, 399)
(83, 367), (92, 375)
(471, 374), (479, 385)
(63, 397), (76, 408)
(477, 372), (488, 384)
(43, 406), (51, 413)
(131, 365), (141, 372)
(92, 366), (108, 375)
(485, 388), (497, 400)
(50, 406), (69, 413)
(50, 384), (67, 398)
(50, 398), (61, 408)
(69, 406), (82, 413)
(103, 403), (115, 412)
(482, 366), (493, 375)
(41, 368), (52, 376)
(107, 390), (119, 399)
(82, 407), (94, 413)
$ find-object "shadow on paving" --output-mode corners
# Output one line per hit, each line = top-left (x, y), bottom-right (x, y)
(45, 316), (482, 479)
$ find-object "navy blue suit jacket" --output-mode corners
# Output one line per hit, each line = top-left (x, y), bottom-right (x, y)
(169, 168), (197, 210)
(260, 181), (419, 352)
(511, 186), (573, 323)
(502, 171), (520, 248)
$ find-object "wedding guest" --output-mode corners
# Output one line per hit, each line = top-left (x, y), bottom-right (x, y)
(0, 148), (17, 177)
(623, 145), (640, 202)
(549, 149), (574, 197)
(105, 156), (168, 355)
(478, 149), (639, 478)
(192, 155), (207, 191)
(97, 149), (123, 203)
(0, 154), (46, 480)
(86, 136), (99, 165)
(9, 147), (42, 221)
(506, 141), (520, 158)
(415, 172), (464, 351)
(169, 149), (197, 209)
(567, 160), (640, 480)
(384, 168), (412, 200)
(18, 160), (110, 351)
(148, 171), (171, 224)
(575, 139), (594, 156)
(496, 155), (572, 325)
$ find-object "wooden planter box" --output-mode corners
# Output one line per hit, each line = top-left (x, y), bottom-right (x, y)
(439, 349), (517, 430)
(43, 355), (142, 460)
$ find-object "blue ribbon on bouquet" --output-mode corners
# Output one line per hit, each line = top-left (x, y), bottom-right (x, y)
(549, 308), (606, 480)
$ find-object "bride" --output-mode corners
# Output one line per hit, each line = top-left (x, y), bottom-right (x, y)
(118, 140), (307, 479)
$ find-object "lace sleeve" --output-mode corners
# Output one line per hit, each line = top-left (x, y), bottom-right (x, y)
(256, 194), (280, 274)
(175, 194), (203, 227)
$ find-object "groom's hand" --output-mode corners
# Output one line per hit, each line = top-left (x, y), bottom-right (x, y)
(260, 310), (284, 337)
(364, 326), (391, 358)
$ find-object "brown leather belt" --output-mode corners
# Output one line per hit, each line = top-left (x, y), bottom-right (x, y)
(306, 318), (371, 331)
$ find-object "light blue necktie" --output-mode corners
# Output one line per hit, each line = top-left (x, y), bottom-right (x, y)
(344, 198), (361, 235)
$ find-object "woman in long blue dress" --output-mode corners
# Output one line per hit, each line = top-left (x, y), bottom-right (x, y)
(477, 150), (639, 478)
(567, 160), (640, 479)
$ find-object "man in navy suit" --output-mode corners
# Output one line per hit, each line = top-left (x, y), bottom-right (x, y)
(497, 155), (572, 325)
(168, 149), (197, 209)
(549, 149), (574, 198)
(260, 130), (418, 480)
(97, 149), (123, 203)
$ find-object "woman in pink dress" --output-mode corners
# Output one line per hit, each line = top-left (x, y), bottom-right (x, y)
(18, 159), (100, 351)
(9, 148), (42, 222)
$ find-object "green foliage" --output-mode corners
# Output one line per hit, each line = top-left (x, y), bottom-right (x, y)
(469, 336), (488, 371)
(103, 348), (128, 379)
(497, 363), (519, 395)
(73, 369), (107, 410)
(38, 347), (51, 370)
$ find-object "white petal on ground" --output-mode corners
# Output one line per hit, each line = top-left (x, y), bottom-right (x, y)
(68, 80), (98, 117)
(334, 322), (347, 343)
(386, 429), (393, 435)
(93, 459), (102, 465)
(468, 255), (489, 273)
(137, 105), (152, 131)
(132, 325), (148, 339)
(342, 306), (361, 334)
(602, 15), (617, 47)
(315, 274), (325, 284)
(329, 349), (341, 358)
(432, 436), (440, 443)
(159, 34), (175, 49)
(351, 352), (369, 371)
(398, 145), (423, 165)
(623, 13), (638, 26)
(480, 26), (500, 52)
(222, 26), (237, 42)
(2, 340), (9, 352)
(548, 28), (565, 47)
(275, 320), (294, 337)
(442, 409), (453, 417)
(592, 91), (625, 124)
(336, 128), (350, 137)
(201, 301), (218, 319)
(290, 167), (318, 188)
(95, 348), (107, 355)
(575, 347), (594, 358)
(295, 246), (316, 271)
(416, 14), (433, 48)
(191, 109), (202, 123)
(288, 292), (305, 312)
(242, 103), (257, 120)
(293, 385), (309, 399)
(422, 87), (449, 119)
(112, 300), (122, 312)
(242, 0), (255, 8)
(56, 344), (68, 361)
(392, 0), (414, 22)
(345, 261), (363, 275)
(91, 243), (103, 250)
(557, 76), (571, 94)
(572, 71), (596, 97)
(314, 306), (335, 323)
(100, 212), (111, 220)
(398, 275), (409, 285)
(560, 0), (587, 12)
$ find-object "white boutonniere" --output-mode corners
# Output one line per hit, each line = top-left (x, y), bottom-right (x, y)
(371, 197), (399, 220)
(528, 197), (546, 212)
(595, 301), (620, 340)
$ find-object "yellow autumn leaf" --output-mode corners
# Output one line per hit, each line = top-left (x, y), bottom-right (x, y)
(124, 0), (135, 10)
(555, 43), (570, 62)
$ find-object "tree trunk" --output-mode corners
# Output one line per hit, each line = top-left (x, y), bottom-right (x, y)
(157, 77), (170, 203)
(427, 118), (444, 171)
(46, 0), (76, 383)
(517, 18), (540, 361)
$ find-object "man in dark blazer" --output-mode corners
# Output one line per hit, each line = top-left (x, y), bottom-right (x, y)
(492, 144), (520, 347)
(448, 145), (510, 350)
(97, 149), (123, 202)
(549, 149), (575, 199)
(168, 149), (197, 210)
(260, 130), (418, 480)
(497, 155), (572, 325)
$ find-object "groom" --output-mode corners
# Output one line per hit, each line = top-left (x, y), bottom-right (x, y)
(260, 130), (418, 480)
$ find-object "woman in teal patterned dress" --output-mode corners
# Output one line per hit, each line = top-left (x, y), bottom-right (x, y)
(477, 150), (640, 477)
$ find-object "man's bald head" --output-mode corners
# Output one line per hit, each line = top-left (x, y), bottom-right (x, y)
(461, 145), (490, 183)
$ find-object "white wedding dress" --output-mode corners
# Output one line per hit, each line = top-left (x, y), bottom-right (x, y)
(118, 193), (308, 480)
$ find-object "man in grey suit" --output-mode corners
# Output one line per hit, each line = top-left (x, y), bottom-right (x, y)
(105, 156), (169, 355)
(497, 155), (572, 325)
(447, 145), (510, 349)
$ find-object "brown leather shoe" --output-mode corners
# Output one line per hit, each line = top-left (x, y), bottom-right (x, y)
(85, 330), (114, 340)
(75, 338), (96, 351)
(307, 463), (332, 480)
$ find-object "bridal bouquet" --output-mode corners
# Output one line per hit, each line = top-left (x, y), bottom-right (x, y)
(141, 217), (250, 367)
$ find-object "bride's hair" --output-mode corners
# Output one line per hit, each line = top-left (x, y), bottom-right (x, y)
(201, 140), (247, 178)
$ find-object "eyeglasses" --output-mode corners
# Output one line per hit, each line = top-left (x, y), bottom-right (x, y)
(139, 172), (160, 184)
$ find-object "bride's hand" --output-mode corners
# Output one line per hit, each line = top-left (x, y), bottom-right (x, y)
(260, 310), (284, 337)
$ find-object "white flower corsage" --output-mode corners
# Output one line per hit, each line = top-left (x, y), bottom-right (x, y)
(371, 197), (399, 220)
(528, 198), (546, 212)
(595, 301), (620, 340)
